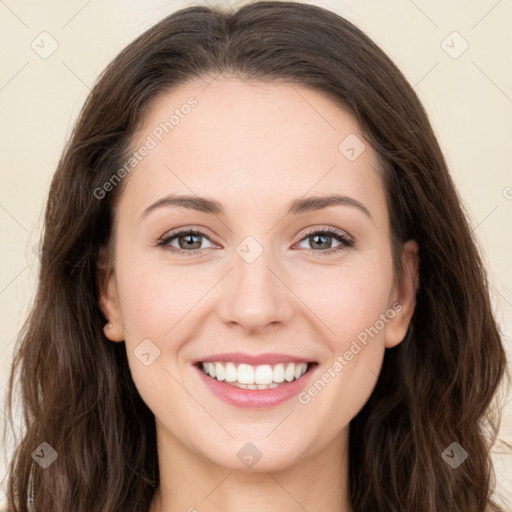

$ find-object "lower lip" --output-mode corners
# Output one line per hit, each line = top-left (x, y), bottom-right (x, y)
(194, 364), (318, 409)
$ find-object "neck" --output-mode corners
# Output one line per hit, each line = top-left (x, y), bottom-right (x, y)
(149, 424), (352, 512)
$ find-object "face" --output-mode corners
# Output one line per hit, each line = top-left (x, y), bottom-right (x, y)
(99, 76), (418, 472)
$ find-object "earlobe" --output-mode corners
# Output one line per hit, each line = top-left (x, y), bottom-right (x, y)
(102, 318), (124, 342)
(385, 240), (420, 348)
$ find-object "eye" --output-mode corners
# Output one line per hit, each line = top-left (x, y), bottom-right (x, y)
(294, 227), (354, 255)
(157, 227), (215, 255)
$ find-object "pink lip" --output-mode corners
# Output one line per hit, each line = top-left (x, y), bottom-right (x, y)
(192, 352), (315, 365)
(194, 363), (318, 409)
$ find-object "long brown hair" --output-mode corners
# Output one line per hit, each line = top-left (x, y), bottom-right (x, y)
(2, 2), (508, 510)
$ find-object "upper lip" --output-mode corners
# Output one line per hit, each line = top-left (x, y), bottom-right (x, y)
(192, 352), (316, 366)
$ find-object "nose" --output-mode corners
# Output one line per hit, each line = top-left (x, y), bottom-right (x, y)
(217, 242), (295, 335)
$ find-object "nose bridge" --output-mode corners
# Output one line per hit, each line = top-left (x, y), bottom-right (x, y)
(218, 233), (293, 332)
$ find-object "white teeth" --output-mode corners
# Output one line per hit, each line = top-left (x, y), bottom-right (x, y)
(200, 361), (309, 386)
(273, 363), (285, 382)
(285, 363), (295, 382)
(237, 364), (254, 384)
(215, 362), (225, 381)
(255, 364), (273, 385)
(225, 362), (237, 382)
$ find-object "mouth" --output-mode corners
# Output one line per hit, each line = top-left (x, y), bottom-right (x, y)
(194, 361), (319, 390)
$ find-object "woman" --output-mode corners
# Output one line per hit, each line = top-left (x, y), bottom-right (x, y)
(2, 1), (508, 511)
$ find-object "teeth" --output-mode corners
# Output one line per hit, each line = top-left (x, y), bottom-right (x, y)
(285, 363), (295, 382)
(238, 363), (254, 384)
(225, 362), (237, 382)
(255, 364), (273, 385)
(200, 361), (309, 386)
(215, 362), (225, 381)
(273, 363), (285, 382)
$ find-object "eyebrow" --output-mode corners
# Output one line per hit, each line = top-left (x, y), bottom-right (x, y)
(141, 193), (372, 220)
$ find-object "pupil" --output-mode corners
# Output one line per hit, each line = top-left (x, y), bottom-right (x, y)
(311, 234), (331, 250)
(180, 234), (201, 250)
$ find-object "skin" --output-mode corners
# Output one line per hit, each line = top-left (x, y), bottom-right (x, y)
(99, 76), (419, 512)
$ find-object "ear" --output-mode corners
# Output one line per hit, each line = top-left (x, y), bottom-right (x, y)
(385, 239), (419, 348)
(97, 246), (125, 343)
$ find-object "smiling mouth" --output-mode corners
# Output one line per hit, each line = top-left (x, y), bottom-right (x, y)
(195, 361), (318, 390)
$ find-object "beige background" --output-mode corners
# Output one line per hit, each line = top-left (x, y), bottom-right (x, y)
(1, 0), (511, 507)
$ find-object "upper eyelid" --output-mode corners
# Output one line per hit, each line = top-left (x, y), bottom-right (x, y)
(300, 226), (352, 239)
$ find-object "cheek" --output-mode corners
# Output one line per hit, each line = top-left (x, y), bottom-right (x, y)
(302, 254), (395, 345)
(115, 255), (200, 339)
(111, 251), (195, 388)
(114, 263), (200, 427)
(294, 254), (394, 419)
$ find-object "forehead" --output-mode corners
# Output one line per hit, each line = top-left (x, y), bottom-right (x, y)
(118, 76), (386, 225)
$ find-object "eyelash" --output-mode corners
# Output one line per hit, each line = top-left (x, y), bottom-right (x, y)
(156, 226), (354, 257)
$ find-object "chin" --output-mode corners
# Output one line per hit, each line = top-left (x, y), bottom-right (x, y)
(197, 435), (310, 473)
